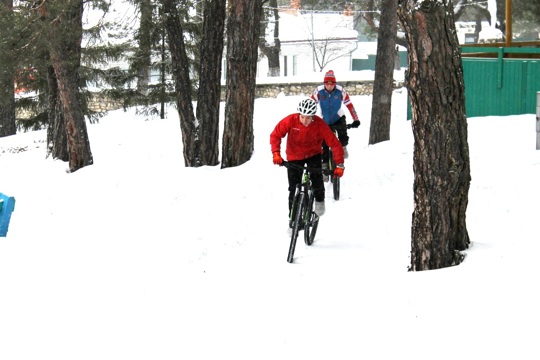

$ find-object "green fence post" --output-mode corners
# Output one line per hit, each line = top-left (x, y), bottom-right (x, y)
(536, 92), (540, 150)
(497, 47), (504, 89)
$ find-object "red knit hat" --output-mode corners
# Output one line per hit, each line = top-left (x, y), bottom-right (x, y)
(324, 70), (336, 83)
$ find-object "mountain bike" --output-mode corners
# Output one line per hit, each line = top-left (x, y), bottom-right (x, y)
(283, 161), (332, 263)
(325, 123), (353, 201)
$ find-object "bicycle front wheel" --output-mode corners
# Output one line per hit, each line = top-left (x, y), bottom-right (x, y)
(287, 192), (305, 263)
(332, 175), (340, 200)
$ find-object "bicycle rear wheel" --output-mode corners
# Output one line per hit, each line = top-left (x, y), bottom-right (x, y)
(287, 192), (305, 263)
(304, 212), (319, 246)
(304, 194), (318, 245)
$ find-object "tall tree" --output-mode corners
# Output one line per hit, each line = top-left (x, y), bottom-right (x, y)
(162, 0), (226, 167)
(495, 0), (540, 40)
(0, 0), (16, 137)
(397, 0), (471, 271)
(196, 0), (226, 165)
(45, 0), (93, 172)
(368, 0), (397, 145)
(259, 0), (281, 76)
(221, 0), (264, 168)
(46, 64), (69, 161)
(135, 0), (153, 94)
(162, 0), (199, 166)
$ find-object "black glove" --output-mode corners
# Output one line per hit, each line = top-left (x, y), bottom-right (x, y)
(351, 120), (360, 128)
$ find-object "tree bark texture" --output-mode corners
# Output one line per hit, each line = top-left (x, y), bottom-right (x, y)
(46, 64), (69, 161)
(136, 0), (153, 94)
(369, 0), (398, 145)
(0, 80), (16, 137)
(162, 0), (199, 167)
(196, 0), (226, 166)
(221, 0), (263, 168)
(0, 0), (16, 137)
(397, 0), (471, 271)
(259, 0), (281, 77)
(48, 0), (93, 172)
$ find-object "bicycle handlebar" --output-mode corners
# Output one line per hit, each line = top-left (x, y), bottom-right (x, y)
(282, 161), (334, 175)
(329, 123), (354, 131)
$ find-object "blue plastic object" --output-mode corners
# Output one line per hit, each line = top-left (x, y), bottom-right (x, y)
(0, 193), (16, 237)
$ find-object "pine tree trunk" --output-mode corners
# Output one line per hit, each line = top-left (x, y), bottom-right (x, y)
(259, 0), (281, 77)
(48, 0), (93, 172)
(0, 85), (16, 137)
(136, 0), (153, 95)
(0, 0), (16, 137)
(163, 0), (198, 167)
(368, 0), (397, 145)
(398, 0), (471, 271)
(196, 0), (226, 166)
(46, 64), (68, 161)
(221, 0), (263, 168)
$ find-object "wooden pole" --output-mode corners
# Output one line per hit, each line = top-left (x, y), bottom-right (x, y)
(505, 0), (512, 47)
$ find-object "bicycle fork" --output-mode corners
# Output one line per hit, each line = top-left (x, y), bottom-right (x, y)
(289, 184), (314, 230)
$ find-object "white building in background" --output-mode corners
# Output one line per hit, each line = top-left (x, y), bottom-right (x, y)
(257, 9), (359, 78)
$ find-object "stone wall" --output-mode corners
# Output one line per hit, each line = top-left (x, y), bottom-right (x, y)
(252, 80), (375, 99)
(220, 79), (404, 101)
(17, 80), (403, 117)
(92, 79), (406, 111)
(87, 95), (124, 113)
(87, 81), (383, 112)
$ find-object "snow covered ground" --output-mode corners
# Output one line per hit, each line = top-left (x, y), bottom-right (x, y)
(1, 89), (539, 359)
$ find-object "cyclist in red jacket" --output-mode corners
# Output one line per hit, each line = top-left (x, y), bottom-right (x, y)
(270, 98), (345, 218)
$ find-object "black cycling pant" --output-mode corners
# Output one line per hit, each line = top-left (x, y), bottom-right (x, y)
(322, 115), (348, 163)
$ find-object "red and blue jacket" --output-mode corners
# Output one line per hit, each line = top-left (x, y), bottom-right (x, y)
(311, 84), (359, 125)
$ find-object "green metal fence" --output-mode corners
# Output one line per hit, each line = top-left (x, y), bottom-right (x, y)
(405, 47), (540, 119)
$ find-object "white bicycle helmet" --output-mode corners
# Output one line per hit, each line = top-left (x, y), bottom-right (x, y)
(297, 98), (317, 116)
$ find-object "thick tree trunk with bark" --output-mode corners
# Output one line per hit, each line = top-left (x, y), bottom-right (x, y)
(221, 0), (263, 168)
(48, 0), (93, 172)
(163, 0), (200, 167)
(259, 0), (281, 77)
(0, 0), (16, 137)
(136, 0), (153, 94)
(0, 83), (16, 137)
(196, 0), (226, 166)
(398, 0), (471, 271)
(46, 64), (68, 161)
(369, 0), (398, 145)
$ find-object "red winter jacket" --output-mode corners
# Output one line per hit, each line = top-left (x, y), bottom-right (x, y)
(270, 113), (344, 164)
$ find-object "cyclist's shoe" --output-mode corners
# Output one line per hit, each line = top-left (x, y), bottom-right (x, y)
(322, 163), (329, 182)
(343, 146), (349, 159)
(314, 201), (326, 216)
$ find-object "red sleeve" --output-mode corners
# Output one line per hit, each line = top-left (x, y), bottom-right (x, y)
(311, 89), (319, 103)
(346, 102), (359, 121)
(270, 115), (292, 154)
(342, 91), (359, 121)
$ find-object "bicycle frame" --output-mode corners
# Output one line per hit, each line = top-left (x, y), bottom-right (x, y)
(283, 161), (328, 263)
